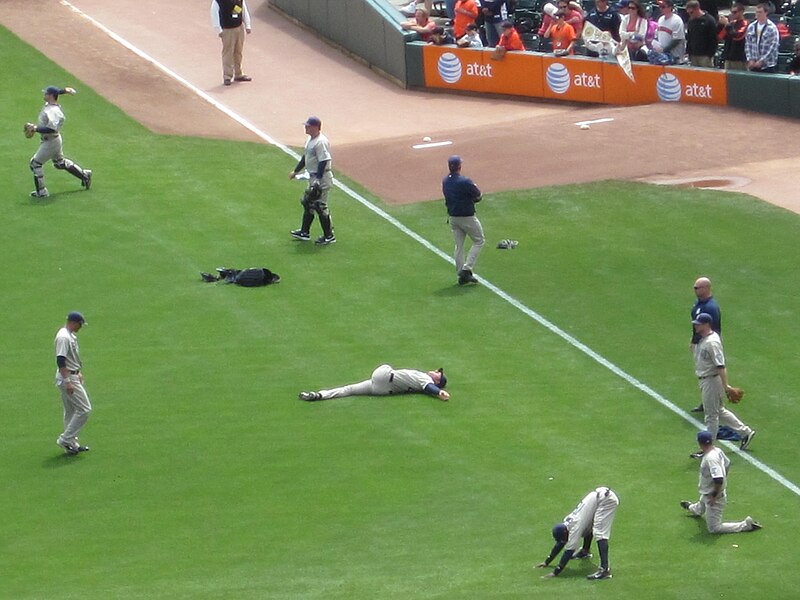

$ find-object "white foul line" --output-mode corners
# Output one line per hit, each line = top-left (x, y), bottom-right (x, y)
(412, 141), (453, 149)
(60, 0), (800, 497)
(575, 117), (615, 127)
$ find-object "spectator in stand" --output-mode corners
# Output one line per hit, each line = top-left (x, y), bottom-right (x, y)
(554, 1), (585, 38)
(445, 0), (457, 19)
(545, 11), (578, 55)
(789, 40), (800, 75)
(685, 0), (719, 67)
(538, 3), (559, 52)
(617, 0), (649, 61)
(492, 20), (525, 59)
(699, 0), (719, 21)
(481, 0), (509, 47)
(586, 0), (622, 45)
(644, 4), (659, 49)
(745, 3), (779, 72)
(718, 3), (749, 70)
(401, 7), (438, 42)
(453, 0), (480, 39)
(651, 0), (686, 64)
(430, 26), (456, 45)
(399, 0), (433, 17)
(457, 22), (485, 47)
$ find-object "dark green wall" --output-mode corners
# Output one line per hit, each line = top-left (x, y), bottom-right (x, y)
(269, 0), (415, 87)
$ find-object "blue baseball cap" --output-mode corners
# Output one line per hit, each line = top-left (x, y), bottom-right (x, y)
(437, 368), (447, 389)
(697, 430), (713, 445)
(552, 523), (568, 541)
(43, 86), (61, 97)
(692, 313), (713, 325)
(304, 116), (322, 127)
(67, 311), (86, 324)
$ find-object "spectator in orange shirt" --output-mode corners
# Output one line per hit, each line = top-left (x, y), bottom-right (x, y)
(545, 11), (577, 55)
(453, 0), (480, 39)
(492, 20), (525, 59)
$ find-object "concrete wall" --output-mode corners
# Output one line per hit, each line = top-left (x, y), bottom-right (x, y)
(269, 0), (415, 87)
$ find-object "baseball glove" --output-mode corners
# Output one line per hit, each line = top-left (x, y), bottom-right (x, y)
(726, 387), (745, 403)
(24, 122), (36, 138)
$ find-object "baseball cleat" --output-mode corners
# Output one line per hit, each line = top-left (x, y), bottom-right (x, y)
(458, 268), (478, 285)
(587, 568), (612, 580)
(290, 230), (310, 241)
(299, 391), (322, 401)
(746, 517), (762, 530)
(82, 170), (92, 190)
(740, 430), (756, 450)
(315, 234), (336, 245)
(680, 501), (692, 510)
(56, 437), (79, 455)
(75, 445), (90, 453)
(30, 189), (50, 198)
(690, 404), (704, 413)
(224, 78), (232, 86)
(234, 75), (252, 82)
(690, 451), (703, 459)
(571, 550), (592, 560)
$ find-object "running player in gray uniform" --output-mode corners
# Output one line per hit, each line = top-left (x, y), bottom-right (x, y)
(289, 116), (335, 245)
(299, 364), (449, 401)
(54, 312), (92, 455)
(26, 86), (92, 198)
(536, 486), (619, 580)
(680, 430), (762, 533)
(692, 313), (755, 451)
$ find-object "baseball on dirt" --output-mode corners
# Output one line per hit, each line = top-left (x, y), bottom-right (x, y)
(580, 124), (590, 130)
(423, 136), (432, 142)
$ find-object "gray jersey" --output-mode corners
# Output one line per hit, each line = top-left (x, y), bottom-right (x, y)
(698, 447), (729, 495)
(694, 332), (724, 378)
(304, 133), (332, 177)
(38, 103), (65, 137)
(388, 367), (435, 394)
(54, 326), (82, 379)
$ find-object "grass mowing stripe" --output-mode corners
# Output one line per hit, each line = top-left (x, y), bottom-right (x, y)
(65, 0), (800, 499)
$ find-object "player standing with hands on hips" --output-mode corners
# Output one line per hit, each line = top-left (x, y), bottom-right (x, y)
(290, 116), (336, 245)
(54, 312), (92, 455)
(689, 276), (721, 413)
(25, 86), (92, 198)
(442, 155), (484, 285)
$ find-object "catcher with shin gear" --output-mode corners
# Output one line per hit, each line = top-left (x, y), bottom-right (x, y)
(26, 85), (92, 198)
(288, 116), (335, 245)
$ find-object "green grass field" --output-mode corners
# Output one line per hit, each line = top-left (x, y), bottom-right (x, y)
(2, 24), (800, 599)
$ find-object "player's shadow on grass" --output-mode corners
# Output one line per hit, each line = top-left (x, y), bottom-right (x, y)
(26, 189), (85, 206)
(685, 514), (723, 546)
(434, 284), (481, 296)
(41, 453), (85, 469)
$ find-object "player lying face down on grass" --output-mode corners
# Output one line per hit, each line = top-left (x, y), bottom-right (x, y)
(298, 364), (449, 401)
(536, 486), (619, 580)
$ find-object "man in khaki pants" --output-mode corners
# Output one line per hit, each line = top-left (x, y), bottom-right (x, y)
(210, 0), (252, 86)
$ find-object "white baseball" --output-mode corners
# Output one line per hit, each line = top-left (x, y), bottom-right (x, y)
(423, 136), (432, 142)
(580, 124), (590, 130)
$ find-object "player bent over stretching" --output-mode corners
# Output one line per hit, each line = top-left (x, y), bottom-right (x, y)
(536, 486), (619, 580)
